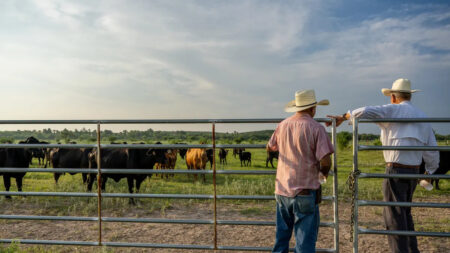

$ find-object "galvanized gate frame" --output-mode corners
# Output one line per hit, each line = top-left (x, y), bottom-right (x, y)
(351, 118), (450, 253)
(0, 119), (339, 252)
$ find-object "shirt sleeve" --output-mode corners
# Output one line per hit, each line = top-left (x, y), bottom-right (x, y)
(267, 125), (279, 151)
(349, 105), (391, 120)
(423, 126), (440, 174)
(315, 125), (334, 161)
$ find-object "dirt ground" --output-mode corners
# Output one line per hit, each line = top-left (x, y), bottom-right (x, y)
(1, 198), (449, 253)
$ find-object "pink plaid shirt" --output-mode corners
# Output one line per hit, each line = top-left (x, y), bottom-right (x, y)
(267, 113), (334, 197)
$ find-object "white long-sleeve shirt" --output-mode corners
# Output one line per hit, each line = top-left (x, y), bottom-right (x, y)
(349, 101), (440, 174)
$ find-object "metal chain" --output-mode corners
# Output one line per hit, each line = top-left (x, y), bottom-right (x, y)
(347, 169), (361, 242)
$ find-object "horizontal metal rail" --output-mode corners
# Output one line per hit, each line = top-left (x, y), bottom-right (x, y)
(358, 200), (450, 208)
(0, 168), (277, 175)
(358, 228), (450, 237)
(0, 191), (334, 202)
(0, 239), (99, 246)
(358, 173), (450, 180)
(359, 145), (450, 151)
(0, 192), (96, 197)
(0, 215), (98, 222)
(358, 118), (450, 123)
(0, 214), (335, 227)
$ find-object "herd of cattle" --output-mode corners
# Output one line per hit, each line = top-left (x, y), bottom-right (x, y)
(0, 137), (280, 201)
(1, 137), (448, 202)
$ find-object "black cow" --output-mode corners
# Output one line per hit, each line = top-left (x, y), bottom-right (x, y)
(239, 151), (252, 167)
(233, 148), (245, 158)
(219, 148), (228, 165)
(177, 143), (188, 160)
(266, 150), (279, 168)
(51, 148), (92, 184)
(420, 151), (450, 190)
(88, 144), (166, 204)
(1, 138), (36, 199)
(206, 149), (213, 168)
(25, 137), (46, 166)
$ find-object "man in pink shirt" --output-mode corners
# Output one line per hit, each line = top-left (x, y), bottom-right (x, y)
(267, 90), (334, 253)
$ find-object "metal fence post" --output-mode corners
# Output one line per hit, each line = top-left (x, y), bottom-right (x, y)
(352, 119), (359, 253)
(212, 123), (218, 250)
(331, 119), (339, 253)
(96, 123), (102, 246)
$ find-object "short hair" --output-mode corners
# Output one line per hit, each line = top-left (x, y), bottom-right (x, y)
(392, 92), (411, 100)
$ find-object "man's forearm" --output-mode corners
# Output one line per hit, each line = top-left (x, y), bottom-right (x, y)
(319, 155), (332, 176)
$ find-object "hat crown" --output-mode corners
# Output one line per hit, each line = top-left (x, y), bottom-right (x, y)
(295, 90), (316, 107)
(392, 78), (411, 91)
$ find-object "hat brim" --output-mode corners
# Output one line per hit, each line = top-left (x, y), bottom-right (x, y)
(381, 89), (420, 97)
(284, 99), (329, 112)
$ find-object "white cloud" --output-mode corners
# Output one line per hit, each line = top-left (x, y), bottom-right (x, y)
(0, 1), (449, 133)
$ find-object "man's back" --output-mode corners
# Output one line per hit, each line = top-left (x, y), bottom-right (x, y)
(268, 113), (333, 197)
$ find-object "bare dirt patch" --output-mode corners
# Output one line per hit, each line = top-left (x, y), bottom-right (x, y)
(1, 198), (449, 252)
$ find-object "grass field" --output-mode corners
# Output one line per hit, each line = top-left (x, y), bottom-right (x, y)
(1, 141), (448, 215)
(0, 141), (449, 252)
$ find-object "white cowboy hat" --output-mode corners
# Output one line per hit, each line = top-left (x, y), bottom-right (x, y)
(381, 78), (420, 96)
(284, 89), (329, 112)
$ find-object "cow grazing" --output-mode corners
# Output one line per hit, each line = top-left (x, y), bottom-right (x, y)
(239, 151), (252, 167)
(420, 151), (450, 190)
(186, 148), (208, 182)
(266, 150), (279, 168)
(51, 148), (92, 184)
(1, 138), (36, 199)
(219, 148), (228, 165)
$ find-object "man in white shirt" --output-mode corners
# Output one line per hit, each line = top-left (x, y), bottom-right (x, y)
(327, 78), (439, 253)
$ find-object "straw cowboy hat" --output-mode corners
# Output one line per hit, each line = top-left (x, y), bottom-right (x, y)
(381, 78), (420, 96)
(284, 89), (329, 112)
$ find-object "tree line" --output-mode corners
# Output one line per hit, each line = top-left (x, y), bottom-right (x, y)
(0, 129), (447, 147)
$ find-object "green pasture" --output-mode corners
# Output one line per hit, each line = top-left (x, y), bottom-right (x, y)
(0, 141), (448, 216)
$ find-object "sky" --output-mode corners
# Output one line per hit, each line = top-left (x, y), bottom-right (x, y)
(1, 0), (449, 134)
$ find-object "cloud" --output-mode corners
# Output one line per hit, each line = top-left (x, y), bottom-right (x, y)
(0, 1), (449, 133)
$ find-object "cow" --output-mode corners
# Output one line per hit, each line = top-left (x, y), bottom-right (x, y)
(218, 148), (228, 165)
(266, 150), (279, 168)
(177, 143), (188, 160)
(155, 149), (177, 178)
(239, 151), (252, 167)
(126, 145), (167, 197)
(206, 149), (213, 168)
(233, 148), (245, 158)
(24, 136), (47, 166)
(1, 138), (36, 199)
(88, 144), (166, 204)
(420, 151), (450, 190)
(186, 148), (208, 182)
(51, 148), (92, 184)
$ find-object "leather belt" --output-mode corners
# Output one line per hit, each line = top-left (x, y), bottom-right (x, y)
(297, 189), (311, 195)
(386, 162), (420, 169)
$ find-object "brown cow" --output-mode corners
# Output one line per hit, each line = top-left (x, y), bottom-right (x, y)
(155, 149), (178, 178)
(185, 148), (208, 182)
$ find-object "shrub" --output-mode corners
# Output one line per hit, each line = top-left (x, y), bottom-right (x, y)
(337, 131), (352, 150)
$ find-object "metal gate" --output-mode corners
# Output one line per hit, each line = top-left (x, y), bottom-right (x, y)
(351, 118), (450, 253)
(0, 118), (339, 252)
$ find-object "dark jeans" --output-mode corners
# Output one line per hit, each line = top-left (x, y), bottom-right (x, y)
(273, 191), (320, 253)
(383, 166), (420, 253)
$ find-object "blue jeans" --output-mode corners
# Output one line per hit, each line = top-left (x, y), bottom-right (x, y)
(273, 192), (320, 253)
